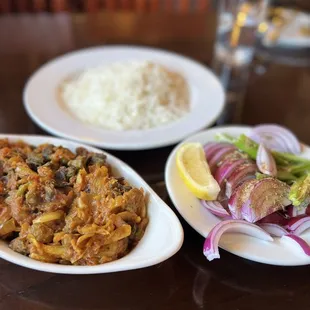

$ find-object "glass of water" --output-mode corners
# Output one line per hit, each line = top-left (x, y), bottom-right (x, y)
(212, 0), (269, 124)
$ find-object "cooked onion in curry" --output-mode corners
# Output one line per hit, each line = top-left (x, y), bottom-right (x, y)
(0, 139), (148, 265)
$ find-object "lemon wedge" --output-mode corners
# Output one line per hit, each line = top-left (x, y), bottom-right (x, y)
(176, 142), (220, 200)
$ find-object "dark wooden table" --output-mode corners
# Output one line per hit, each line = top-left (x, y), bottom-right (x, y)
(0, 11), (310, 310)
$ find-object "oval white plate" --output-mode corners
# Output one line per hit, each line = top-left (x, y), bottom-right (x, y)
(165, 126), (310, 266)
(0, 134), (183, 274)
(23, 45), (225, 150)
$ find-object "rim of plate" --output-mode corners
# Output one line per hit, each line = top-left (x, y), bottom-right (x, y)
(23, 45), (225, 150)
(0, 134), (184, 274)
(165, 125), (310, 266)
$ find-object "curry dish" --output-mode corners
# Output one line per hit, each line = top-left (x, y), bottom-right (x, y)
(0, 139), (148, 265)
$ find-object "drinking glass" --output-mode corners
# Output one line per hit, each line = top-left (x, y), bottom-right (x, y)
(212, 0), (269, 124)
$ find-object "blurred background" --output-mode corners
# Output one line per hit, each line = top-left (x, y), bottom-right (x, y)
(0, 0), (309, 14)
(0, 3), (310, 310)
(0, 0), (309, 138)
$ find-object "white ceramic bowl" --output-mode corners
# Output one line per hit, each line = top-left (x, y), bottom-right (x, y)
(23, 45), (225, 150)
(0, 134), (184, 274)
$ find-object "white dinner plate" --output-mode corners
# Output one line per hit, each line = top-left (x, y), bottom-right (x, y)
(0, 134), (183, 274)
(23, 45), (225, 150)
(165, 126), (310, 266)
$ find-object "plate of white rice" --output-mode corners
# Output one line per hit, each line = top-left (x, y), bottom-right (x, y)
(23, 46), (225, 150)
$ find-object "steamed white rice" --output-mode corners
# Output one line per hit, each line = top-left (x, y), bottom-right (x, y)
(60, 61), (190, 130)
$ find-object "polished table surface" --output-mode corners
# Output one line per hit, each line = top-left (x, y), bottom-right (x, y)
(0, 11), (310, 310)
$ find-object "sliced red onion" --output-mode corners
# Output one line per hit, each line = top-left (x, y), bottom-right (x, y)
(225, 163), (257, 198)
(204, 143), (230, 161)
(299, 198), (310, 211)
(256, 143), (277, 177)
(200, 200), (230, 218)
(286, 216), (310, 236)
(281, 234), (310, 256)
(203, 220), (273, 261)
(259, 223), (288, 237)
(203, 142), (217, 154)
(286, 205), (307, 217)
(208, 146), (236, 173)
(241, 178), (291, 223)
(293, 222), (310, 236)
(251, 124), (301, 154)
(286, 205), (296, 217)
(203, 142), (217, 150)
(215, 158), (249, 187)
(251, 132), (287, 153)
(286, 215), (308, 229)
(219, 198), (229, 210)
(228, 179), (258, 220)
(258, 211), (289, 226)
